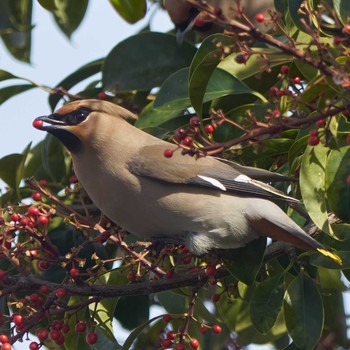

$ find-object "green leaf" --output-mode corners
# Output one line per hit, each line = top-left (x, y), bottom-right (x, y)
(157, 291), (187, 314)
(300, 144), (334, 236)
(218, 49), (292, 81)
(333, 0), (350, 25)
(222, 237), (266, 285)
(121, 314), (165, 350)
(90, 270), (126, 344)
(0, 69), (19, 81)
(288, 0), (308, 31)
(325, 146), (350, 223)
(37, 0), (57, 11)
(0, 84), (35, 105)
(284, 272), (324, 350)
(48, 58), (103, 111)
(0, 143), (31, 197)
(137, 67), (259, 129)
(0, 0), (32, 62)
(109, 0), (146, 23)
(102, 32), (196, 92)
(188, 34), (233, 116)
(250, 274), (285, 334)
(309, 250), (350, 269)
(41, 135), (67, 183)
(52, 0), (89, 38)
(115, 295), (149, 330)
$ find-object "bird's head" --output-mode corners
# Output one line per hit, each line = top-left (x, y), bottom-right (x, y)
(33, 99), (138, 153)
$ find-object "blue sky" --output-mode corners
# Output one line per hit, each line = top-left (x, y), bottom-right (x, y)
(0, 1), (172, 159)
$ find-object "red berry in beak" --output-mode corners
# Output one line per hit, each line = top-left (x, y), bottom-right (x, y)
(33, 119), (44, 129)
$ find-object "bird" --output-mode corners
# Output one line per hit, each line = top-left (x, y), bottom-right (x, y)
(163, 0), (275, 40)
(33, 99), (341, 265)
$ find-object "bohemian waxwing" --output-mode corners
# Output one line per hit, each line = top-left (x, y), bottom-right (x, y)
(34, 99), (340, 264)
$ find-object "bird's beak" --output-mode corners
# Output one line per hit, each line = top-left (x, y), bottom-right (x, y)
(33, 115), (67, 131)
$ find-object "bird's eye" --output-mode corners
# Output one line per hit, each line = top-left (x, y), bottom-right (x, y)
(64, 107), (91, 125)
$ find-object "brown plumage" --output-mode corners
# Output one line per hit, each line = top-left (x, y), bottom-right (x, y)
(34, 99), (341, 264)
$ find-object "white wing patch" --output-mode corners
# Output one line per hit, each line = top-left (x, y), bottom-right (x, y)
(234, 174), (251, 183)
(197, 175), (226, 191)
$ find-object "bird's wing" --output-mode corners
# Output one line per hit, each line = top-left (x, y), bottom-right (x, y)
(128, 144), (297, 201)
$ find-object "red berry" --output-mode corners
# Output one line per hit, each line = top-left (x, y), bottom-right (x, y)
(200, 325), (208, 334)
(182, 255), (192, 264)
(32, 119), (44, 129)
(161, 338), (173, 348)
(75, 321), (87, 333)
(316, 119), (326, 128)
(10, 213), (20, 222)
(344, 24), (350, 34)
(174, 344), (186, 350)
(190, 339), (200, 349)
(293, 76), (301, 84)
(127, 271), (136, 282)
(2, 343), (12, 350)
(181, 137), (193, 147)
(162, 314), (172, 323)
(38, 215), (49, 225)
(211, 294), (220, 302)
(308, 135), (319, 146)
(28, 206), (39, 216)
(69, 175), (79, 184)
(31, 192), (42, 201)
(174, 128), (187, 141)
(205, 264), (216, 276)
(40, 285), (49, 294)
(165, 270), (174, 279)
(163, 149), (173, 158)
(346, 134), (350, 145)
(51, 320), (63, 331)
(29, 293), (39, 304)
(271, 109), (281, 118)
(0, 270), (5, 280)
(29, 342), (39, 350)
(269, 86), (279, 96)
(53, 333), (65, 345)
(98, 91), (108, 100)
(255, 13), (265, 22)
(189, 116), (200, 128)
(62, 324), (70, 334)
(55, 287), (66, 298)
(37, 260), (49, 271)
(19, 217), (29, 226)
(194, 15), (205, 27)
(37, 328), (49, 341)
(13, 314), (23, 326)
(166, 331), (177, 340)
(86, 332), (98, 345)
(39, 179), (47, 187)
(309, 129), (318, 137)
(0, 216), (4, 225)
(280, 65), (289, 74)
(180, 246), (190, 254)
(70, 267), (79, 278)
(347, 175), (350, 186)
(0, 334), (8, 343)
(204, 124), (214, 134)
(212, 324), (222, 333)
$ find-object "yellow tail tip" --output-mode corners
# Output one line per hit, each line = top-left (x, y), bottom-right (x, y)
(317, 248), (342, 266)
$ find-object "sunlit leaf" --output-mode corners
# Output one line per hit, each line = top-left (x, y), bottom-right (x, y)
(284, 272), (324, 350)
(109, 0), (146, 23)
